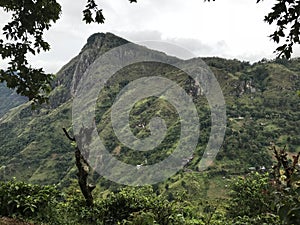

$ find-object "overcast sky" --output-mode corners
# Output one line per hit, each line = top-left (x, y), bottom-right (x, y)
(1, 0), (300, 73)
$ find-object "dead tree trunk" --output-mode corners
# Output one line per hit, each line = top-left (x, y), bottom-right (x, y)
(63, 128), (95, 207)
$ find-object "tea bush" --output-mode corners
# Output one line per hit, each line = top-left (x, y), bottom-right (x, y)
(0, 178), (58, 219)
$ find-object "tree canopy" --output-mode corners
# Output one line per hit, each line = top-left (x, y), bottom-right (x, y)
(0, 0), (299, 104)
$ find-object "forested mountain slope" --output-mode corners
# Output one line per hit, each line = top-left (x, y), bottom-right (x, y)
(0, 33), (299, 199)
(0, 83), (27, 117)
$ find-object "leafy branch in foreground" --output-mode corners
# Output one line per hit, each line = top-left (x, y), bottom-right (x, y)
(0, 0), (61, 105)
(258, 0), (300, 59)
(0, 0), (136, 105)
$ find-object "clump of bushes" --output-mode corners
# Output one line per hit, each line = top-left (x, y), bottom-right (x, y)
(55, 185), (185, 225)
(0, 180), (184, 225)
(0, 178), (58, 221)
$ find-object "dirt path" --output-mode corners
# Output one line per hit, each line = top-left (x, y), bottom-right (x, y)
(0, 217), (35, 225)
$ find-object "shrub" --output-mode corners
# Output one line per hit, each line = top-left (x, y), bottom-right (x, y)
(0, 178), (58, 220)
(227, 172), (276, 217)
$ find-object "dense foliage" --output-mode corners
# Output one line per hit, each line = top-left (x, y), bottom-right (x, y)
(227, 172), (276, 218)
(2, 169), (300, 225)
(0, 178), (58, 219)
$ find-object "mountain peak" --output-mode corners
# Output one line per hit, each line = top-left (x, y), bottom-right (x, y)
(82, 32), (129, 51)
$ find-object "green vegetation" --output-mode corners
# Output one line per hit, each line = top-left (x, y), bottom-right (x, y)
(2, 149), (296, 225)
(0, 33), (299, 224)
(0, 178), (58, 221)
(1, 165), (298, 225)
(227, 172), (278, 223)
(0, 83), (27, 117)
(1, 34), (299, 186)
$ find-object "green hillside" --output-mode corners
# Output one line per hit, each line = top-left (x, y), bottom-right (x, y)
(0, 33), (299, 202)
(0, 83), (27, 117)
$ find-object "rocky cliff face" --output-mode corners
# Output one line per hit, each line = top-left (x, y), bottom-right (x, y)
(71, 33), (129, 96)
(48, 33), (130, 108)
